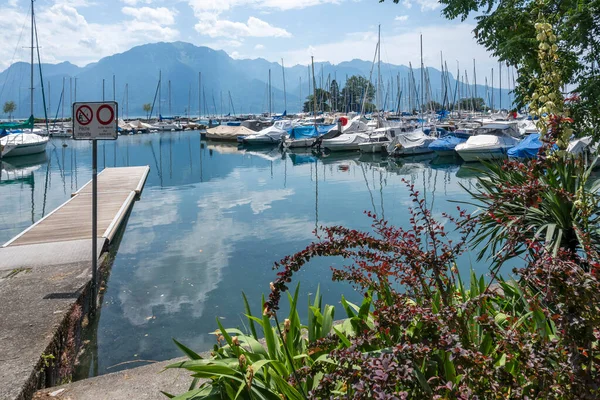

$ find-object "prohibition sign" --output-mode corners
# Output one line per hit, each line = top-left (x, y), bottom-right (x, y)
(76, 105), (93, 126)
(97, 104), (115, 126)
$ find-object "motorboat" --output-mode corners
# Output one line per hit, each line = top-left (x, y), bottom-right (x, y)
(240, 120), (296, 145)
(455, 123), (521, 162)
(429, 135), (467, 157)
(320, 132), (371, 152)
(317, 116), (373, 152)
(358, 127), (398, 153)
(387, 129), (436, 157)
(205, 121), (257, 141)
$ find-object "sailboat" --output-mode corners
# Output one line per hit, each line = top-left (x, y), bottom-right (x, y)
(0, 0), (48, 158)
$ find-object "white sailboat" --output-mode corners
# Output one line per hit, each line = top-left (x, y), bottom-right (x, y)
(0, 0), (48, 158)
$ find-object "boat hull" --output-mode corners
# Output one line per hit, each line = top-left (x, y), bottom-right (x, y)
(393, 147), (434, 157)
(456, 147), (509, 162)
(358, 142), (388, 153)
(323, 143), (360, 152)
(2, 140), (48, 158)
(284, 138), (316, 148)
(433, 149), (457, 157)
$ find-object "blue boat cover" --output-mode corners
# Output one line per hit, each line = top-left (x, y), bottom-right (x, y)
(226, 121), (241, 126)
(507, 133), (542, 158)
(290, 125), (318, 139)
(429, 135), (467, 152)
(317, 124), (336, 134)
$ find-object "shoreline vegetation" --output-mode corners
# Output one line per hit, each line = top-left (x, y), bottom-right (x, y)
(165, 0), (600, 398)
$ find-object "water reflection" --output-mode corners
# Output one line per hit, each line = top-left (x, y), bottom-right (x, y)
(0, 132), (495, 378)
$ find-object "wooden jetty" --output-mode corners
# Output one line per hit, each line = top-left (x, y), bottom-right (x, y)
(3, 166), (149, 248)
(0, 165), (150, 400)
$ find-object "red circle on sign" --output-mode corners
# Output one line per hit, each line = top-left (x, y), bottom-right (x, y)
(97, 104), (115, 125)
(76, 105), (93, 126)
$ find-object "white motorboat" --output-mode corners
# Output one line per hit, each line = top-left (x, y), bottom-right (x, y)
(387, 129), (436, 156)
(455, 123), (521, 162)
(241, 120), (295, 145)
(358, 127), (398, 153)
(1, 133), (48, 158)
(320, 132), (371, 152)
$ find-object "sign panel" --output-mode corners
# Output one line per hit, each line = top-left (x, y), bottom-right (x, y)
(72, 102), (118, 140)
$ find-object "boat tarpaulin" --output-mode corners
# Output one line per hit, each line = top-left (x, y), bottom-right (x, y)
(290, 125), (318, 140)
(429, 135), (467, 152)
(507, 133), (542, 159)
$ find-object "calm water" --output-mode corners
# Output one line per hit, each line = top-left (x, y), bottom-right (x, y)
(0, 131), (502, 378)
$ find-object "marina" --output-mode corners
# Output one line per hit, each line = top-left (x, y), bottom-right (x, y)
(0, 132), (522, 384)
(0, 0), (598, 395)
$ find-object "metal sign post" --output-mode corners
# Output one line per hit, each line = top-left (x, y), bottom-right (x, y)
(72, 101), (118, 313)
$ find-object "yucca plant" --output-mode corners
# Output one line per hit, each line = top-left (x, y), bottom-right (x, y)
(164, 284), (372, 399)
(462, 154), (600, 265)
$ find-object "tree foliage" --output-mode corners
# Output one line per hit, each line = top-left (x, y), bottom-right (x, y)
(3, 101), (16, 121)
(340, 75), (376, 113)
(142, 103), (152, 120)
(303, 88), (331, 113)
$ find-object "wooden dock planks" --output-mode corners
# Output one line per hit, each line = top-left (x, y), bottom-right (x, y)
(3, 166), (150, 248)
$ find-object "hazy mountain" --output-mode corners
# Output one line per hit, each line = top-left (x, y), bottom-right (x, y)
(0, 41), (513, 119)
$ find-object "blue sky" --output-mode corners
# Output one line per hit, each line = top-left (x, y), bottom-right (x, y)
(0, 0), (502, 84)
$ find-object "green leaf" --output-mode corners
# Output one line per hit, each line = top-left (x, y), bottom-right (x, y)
(173, 338), (203, 360)
(261, 295), (278, 360)
(242, 292), (258, 340)
(333, 326), (351, 347)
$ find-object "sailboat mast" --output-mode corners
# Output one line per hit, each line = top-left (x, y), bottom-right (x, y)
(168, 80), (172, 116)
(281, 59), (287, 114)
(377, 24), (381, 112)
(491, 68), (494, 111)
(268, 69), (272, 117)
(420, 34), (424, 121)
(158, 70), (162, 117)
(126, 83), (128, 119)
(311, 56), (317, 129)
(30, 0), (34, 125)
(198, 72), (201, 119)
(499, 62), (502, 111)
(61, 77), (65, 122)
(473, 59), (477, 109)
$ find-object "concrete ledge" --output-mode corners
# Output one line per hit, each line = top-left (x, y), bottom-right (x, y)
(33, 357), (194, 400)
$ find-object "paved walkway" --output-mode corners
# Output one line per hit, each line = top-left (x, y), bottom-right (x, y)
(0, 166), (150, 400)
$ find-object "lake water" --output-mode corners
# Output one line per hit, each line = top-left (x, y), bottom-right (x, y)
(0, 131), (502, 379)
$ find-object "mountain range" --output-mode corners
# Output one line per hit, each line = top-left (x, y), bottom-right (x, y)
(0, 41), (513, 119)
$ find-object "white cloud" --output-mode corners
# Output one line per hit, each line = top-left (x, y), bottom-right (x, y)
(0, 2), (179, 69)
(394, 15), (409, 22)
(121, 0), (153, 5)
(254, 44), (265, 50)
(122, 6), (177, 25)
(187, 0), (340, 12)
(195, 15), (291, 39)
(416, 0), (440, 11)
(402, 0), (412, 8)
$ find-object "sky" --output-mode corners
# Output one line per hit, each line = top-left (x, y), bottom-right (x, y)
(0, 0), (502, 84)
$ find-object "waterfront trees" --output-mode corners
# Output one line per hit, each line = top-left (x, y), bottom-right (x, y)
(3, 101), (16, 121)
(142, 103), (151, 120)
